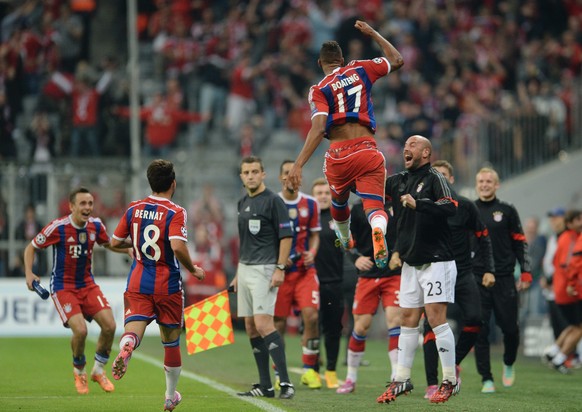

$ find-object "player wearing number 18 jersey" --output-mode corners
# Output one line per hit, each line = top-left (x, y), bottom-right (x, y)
(114, 194), (186, 296)
(287, 20), (404, 270)
(111, 159), (205, 411)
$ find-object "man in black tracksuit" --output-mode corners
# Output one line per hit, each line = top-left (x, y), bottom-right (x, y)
(378, 135), (458, 405)
(311, 178), (344, 389)
(473, 167), (532, 394)
(422, 160), (495, 398)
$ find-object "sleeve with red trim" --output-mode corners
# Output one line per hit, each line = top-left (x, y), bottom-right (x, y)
(509, 204), (531, 273)
(468, 201), (495, 274)
(415, 172), (457, 217)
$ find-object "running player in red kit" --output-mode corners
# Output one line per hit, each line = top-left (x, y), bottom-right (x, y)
(110, 159), (205, 411)
(275, 160), (322, 389)
(23, 187), (130, 395)
(286, 20), (404, 269)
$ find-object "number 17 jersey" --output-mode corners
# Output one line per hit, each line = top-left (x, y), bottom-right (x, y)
(309, 57), (391, 136)
(113, 195), (188, 295)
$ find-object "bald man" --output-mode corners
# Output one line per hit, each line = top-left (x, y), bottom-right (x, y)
(378, 135), (459, 405)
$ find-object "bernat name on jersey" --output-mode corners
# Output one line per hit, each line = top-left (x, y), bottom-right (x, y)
(134, 209), (164, 220)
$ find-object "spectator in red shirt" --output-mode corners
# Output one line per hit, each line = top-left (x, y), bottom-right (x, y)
(115, 91), (202, 157)
(225, 53), (270, 136)
(68, 72), (111, 157)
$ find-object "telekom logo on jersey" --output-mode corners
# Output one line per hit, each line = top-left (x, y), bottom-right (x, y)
(330, 73), (360, 91)
(69, 244), (82, 258)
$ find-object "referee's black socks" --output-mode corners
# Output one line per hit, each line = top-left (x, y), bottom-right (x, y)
(264, 331), (291, 384)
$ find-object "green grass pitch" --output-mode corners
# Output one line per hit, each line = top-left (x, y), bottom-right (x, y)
(1, 331), (580, 411)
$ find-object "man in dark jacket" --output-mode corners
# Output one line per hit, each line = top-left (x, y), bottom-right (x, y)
(378, 135), (458, 405)
(473, 167), (531, 393)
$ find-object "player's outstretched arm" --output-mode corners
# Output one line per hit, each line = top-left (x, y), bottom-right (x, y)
(354, 20), (404, 71)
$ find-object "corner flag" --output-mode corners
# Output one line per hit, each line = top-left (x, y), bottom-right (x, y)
(184, 290), (235, 355)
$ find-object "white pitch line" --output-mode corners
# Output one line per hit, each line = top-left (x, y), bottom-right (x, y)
(133, 351), (288, 412)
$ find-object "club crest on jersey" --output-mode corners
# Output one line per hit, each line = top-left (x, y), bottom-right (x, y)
(89, 233), (96, 241)
(299, 207), (309, 218)
(289, 208), (298, 220)
(249, 219), (261, 235)
(78, 232), (87, 244)
(35, 233), (46, 245)
(416, 182), (424, 193)
(493, 211), (503, 222)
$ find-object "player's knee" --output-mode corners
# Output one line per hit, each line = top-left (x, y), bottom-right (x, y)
(255, 321), (275, 337)
(353, 322), (370, 337)
(386, 310), (402, 328)
(74, 325), (89, 340)
(101, 319), (116, 336)
(257, 326), (274, 337)
(304, 310), (319, 327)
(361, 198), (384, 212)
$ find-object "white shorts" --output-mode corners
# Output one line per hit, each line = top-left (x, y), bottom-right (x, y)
(399, 261), (457, 308)
(236, 263), (278, 317)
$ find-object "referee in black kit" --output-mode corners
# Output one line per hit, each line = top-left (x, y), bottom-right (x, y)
(231, 156), (295, 400)
(311, 177), (345, 389)
(473, 167), (532, 394)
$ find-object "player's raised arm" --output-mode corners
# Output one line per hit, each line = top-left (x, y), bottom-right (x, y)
(354, 20), (404, 71)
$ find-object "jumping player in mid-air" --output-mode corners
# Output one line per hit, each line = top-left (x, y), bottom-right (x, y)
(286, 20), (404, 269)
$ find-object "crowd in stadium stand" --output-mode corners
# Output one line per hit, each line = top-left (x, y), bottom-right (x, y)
(0, 0), (578, 170)
(0, 0), (580, 283)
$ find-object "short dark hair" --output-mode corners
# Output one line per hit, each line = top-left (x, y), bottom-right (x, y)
(147, 159), (175, 193)
(240, 155), (264, 173)
(433, 160), (454, 176)
(320, 41), (343, 65)
(69, 187), (90, 203)
(279, 159), (294, 175)
(564, 209), (582, 224)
